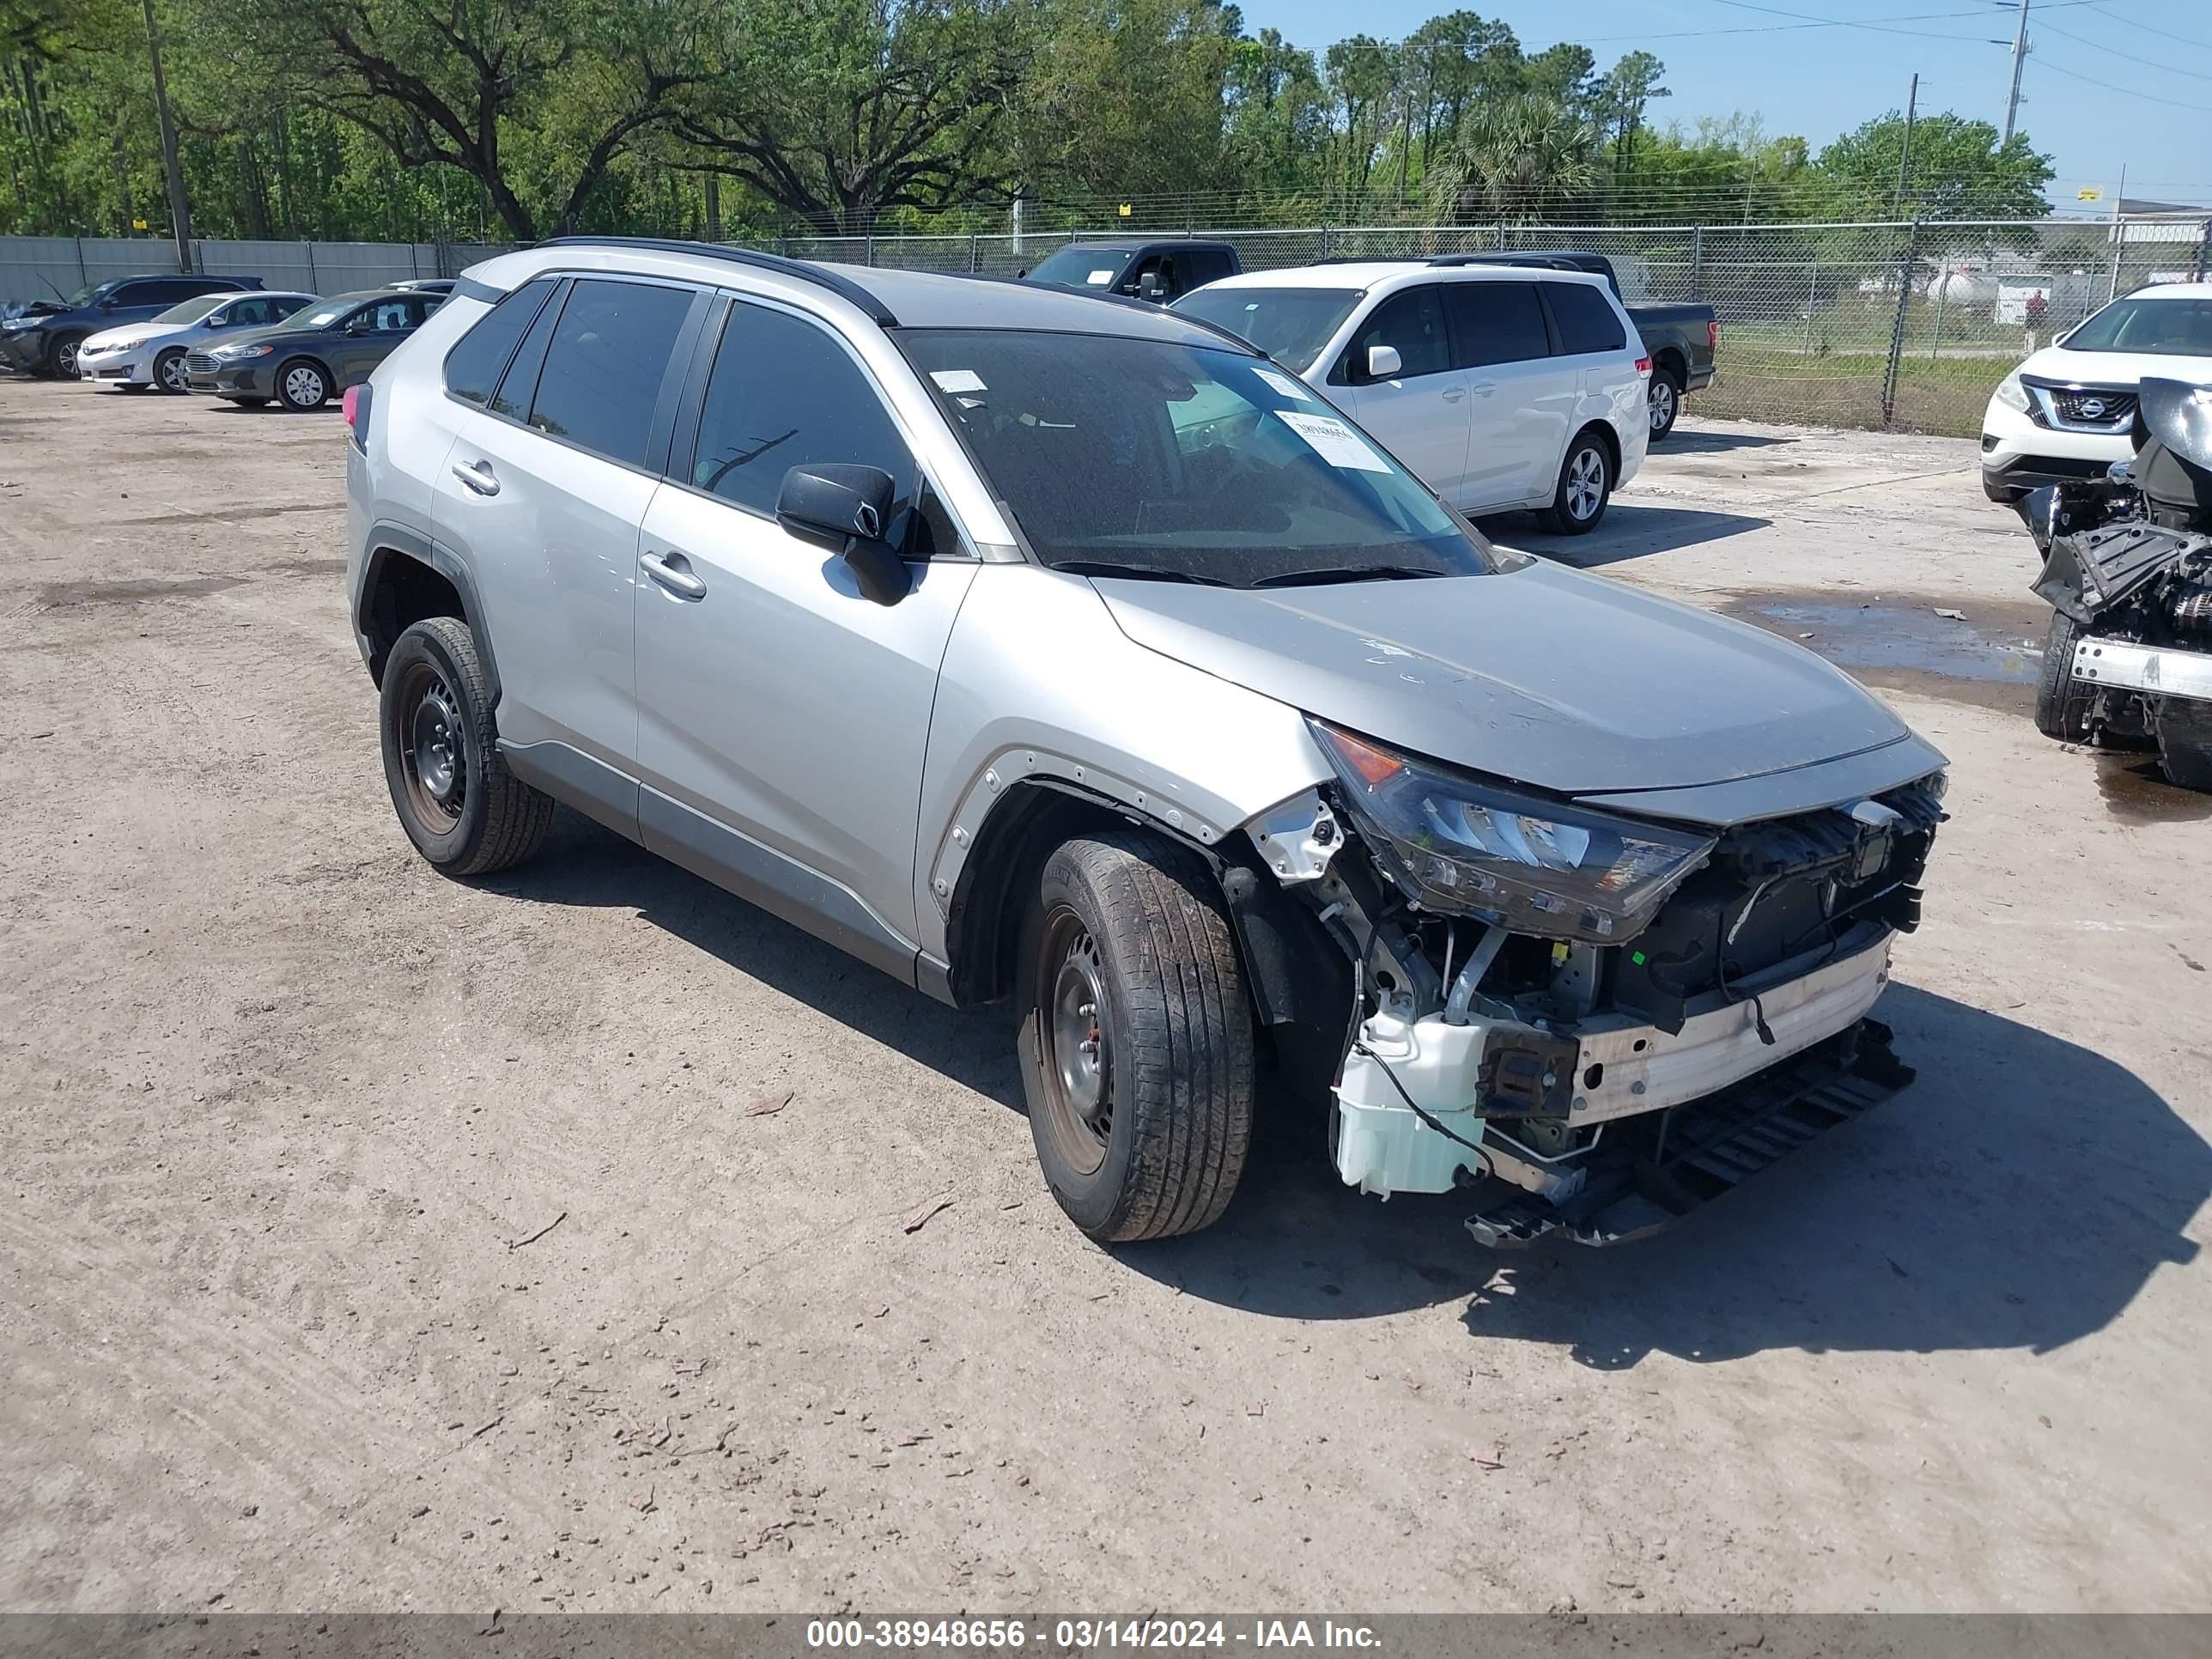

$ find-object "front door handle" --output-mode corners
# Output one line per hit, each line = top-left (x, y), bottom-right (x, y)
(1441, 385), (1467, 403)
(640, 549), (707, 601)
(451, 459), (499, 496)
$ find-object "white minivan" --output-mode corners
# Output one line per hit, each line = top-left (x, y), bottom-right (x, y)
(1176, 262), (1650, 533)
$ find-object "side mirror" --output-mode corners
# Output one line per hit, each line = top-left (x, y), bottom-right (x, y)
(99, 300), (116, 313)
(1364, 343), (1403, 381)
(1136, 270), (1165, 303)
(775, 464), (910, 606)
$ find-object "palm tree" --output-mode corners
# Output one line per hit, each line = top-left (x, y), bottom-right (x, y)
(1425, 94), (1601, 224)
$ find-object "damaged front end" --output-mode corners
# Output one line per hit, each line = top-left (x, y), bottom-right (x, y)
(1253, 724), (1944, 1247)
(2027, 376), (2212, 790)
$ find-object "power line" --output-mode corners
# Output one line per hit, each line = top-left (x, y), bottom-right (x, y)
(2081, 2), (2212, 51)
(1704, 0), (2008, 42)
(2029, 54), (2212, 112)
(2035, 12), (2211, 75)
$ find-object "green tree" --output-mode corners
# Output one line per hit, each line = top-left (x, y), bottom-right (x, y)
(1426, 91), (1599, 223)
(1322, 34), (1396, 200)
(1223, 27), (1327, 193)
(1517, 42), (1594, 109)
(1814, 110), (2052, 219)
(1402, 10), (1520, 176)
(1590, 50), (1665, 180)
(1013, 0), (1234, 201)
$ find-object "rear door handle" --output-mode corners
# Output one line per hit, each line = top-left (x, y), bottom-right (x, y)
(640, 549), (707, 601)
(451, 459), (499, 496)
(1469, 380), (1499, 397)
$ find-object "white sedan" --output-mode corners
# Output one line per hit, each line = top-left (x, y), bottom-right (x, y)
(76, 289), (319, 393)
(1981, 281), (2212, 502)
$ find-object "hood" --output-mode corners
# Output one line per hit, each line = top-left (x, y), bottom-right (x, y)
(2015, 343), (2212, 386)
(1092, 561), (1911, 796)
(208, 319), (319, 353)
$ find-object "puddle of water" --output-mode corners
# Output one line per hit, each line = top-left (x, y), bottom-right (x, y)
(2096, 754), (2212, 824)
(1746, 602), (2040, 685)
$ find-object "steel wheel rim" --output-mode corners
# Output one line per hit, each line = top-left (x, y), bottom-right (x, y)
(158, 353), (185, 392)
(1648, 379), (1674, 432)
(1036, 907), (1112, 1176)
(285, 366), (324, 406)
(398, 664), (465, 833)
(1566, 447), (1606, 520)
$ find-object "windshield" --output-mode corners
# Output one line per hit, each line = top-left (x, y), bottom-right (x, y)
(64, 281), (116, 308)
(901, 329), (1500, 587)
(154, 294), (227, 325)
(2063, 295), (2212, 357)
(1023, 246), (1133, 292)
(1172, 287), (1363, 372)
(295, 303), (351, 330)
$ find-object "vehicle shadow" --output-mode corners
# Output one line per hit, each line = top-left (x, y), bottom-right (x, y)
(1119, 983), (2206, 1360)
(482, 809), (1026, 1110)
(484, 819), (2206, 1362)
(1659, 427), (1796, 454)
(1493, 503), (1771, 568)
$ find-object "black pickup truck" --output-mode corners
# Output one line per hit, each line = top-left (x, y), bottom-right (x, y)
(1441, 250), (1718, 441)
(1018, 239), (1241, 304)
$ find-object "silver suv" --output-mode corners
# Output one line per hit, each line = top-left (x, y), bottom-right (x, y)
(346, 238), (1948, 1248)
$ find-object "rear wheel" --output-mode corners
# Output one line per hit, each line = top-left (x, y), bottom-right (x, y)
(1540, 429), (1614, 534)
(1647, 368), (1683, 441)
(277, 358), (329, 410)
(154, 348), (188, 393)
(1017, 830), (1255, 1243)
(2033, 611), (2094, 744)
(2156, 703), (2212, 792)
(378, 617), (552, 876)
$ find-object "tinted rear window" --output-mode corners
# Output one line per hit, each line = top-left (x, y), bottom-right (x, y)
(445, 278), (557, 407)
(1445, 282), (1550, 368)
(525, 280), (694, 467)
(1546, 281), (1626, 355)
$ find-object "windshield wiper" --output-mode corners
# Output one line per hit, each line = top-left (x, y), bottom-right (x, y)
(1053, 560), (1232, 586)
(1250, 564), (1449, 588)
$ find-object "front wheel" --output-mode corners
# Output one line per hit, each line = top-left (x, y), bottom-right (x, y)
(2033, 611), (2094, 744)
(1647, 368), (1683, 441)
(47, 331), (87, 379)
(1541, 430), (1614, 535)
(378, 617), (553, 876)
(1017, 831), (1255, 1243)
(154, 348), (189, 393)
(277, 358), (330, 410)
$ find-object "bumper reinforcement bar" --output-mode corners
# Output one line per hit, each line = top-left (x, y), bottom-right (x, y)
(1463, 1018), (1913, 1248)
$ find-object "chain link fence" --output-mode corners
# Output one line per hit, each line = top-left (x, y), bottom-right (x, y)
(9, 217), (2208, 437)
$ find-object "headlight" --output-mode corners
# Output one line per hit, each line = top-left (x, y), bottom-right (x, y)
(213, 342), (274, 360)
(1993, 372), (2030, 413)
(111, 338), (145, 352)
(1313, 723), (1715, 944)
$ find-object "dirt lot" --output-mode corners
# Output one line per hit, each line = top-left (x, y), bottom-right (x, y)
(2, 376), (2208, 1616)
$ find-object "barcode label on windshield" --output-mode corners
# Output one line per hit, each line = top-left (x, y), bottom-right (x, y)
(1279, 411), (1390, 472)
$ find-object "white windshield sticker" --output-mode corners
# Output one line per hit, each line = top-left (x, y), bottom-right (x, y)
(1085, 270), (1114, 286)
(1253, 367), (1314, 402)
(931, 368), (988, 394)
(1279, 410), (1390, 472)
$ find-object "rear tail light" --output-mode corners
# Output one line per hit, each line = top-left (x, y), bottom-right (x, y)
(1708, 319), (1721, 349)
(1634, 356), (1652, 374)
(343, 383), (371, 449)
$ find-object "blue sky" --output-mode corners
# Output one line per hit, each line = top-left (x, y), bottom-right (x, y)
(1240, 0), (2212, 211)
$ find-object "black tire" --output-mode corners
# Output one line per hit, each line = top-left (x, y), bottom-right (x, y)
(2033, 610), (2094, 744)
(378, 617), (552, 877)
(46, 331), (87, 380)
(1017, 830), (1255, 1243)
(153, 348), (189, 394)
(1540, 428), (1614, 535)
(276, 356), (330, 410)
(2156, 703), (2212, 792)
(1647, 367), (1684, 441)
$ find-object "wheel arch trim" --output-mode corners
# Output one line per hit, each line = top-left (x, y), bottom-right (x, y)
(357, 521), (502, 702)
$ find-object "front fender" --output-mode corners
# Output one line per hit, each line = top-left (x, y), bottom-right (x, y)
(913, 564), (1331, 963)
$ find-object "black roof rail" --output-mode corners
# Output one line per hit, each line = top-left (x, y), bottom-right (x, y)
(532, 235), (898, 326)
(922, 269), (1264, 356)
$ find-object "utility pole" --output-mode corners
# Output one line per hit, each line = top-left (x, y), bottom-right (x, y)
(140, 0), (192, 270)
(1894, 73), (1918, 218)
(2002, 0), (2031, 144)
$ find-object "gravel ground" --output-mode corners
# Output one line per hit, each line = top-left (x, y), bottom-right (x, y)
(1, 378), (2207, 1616)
